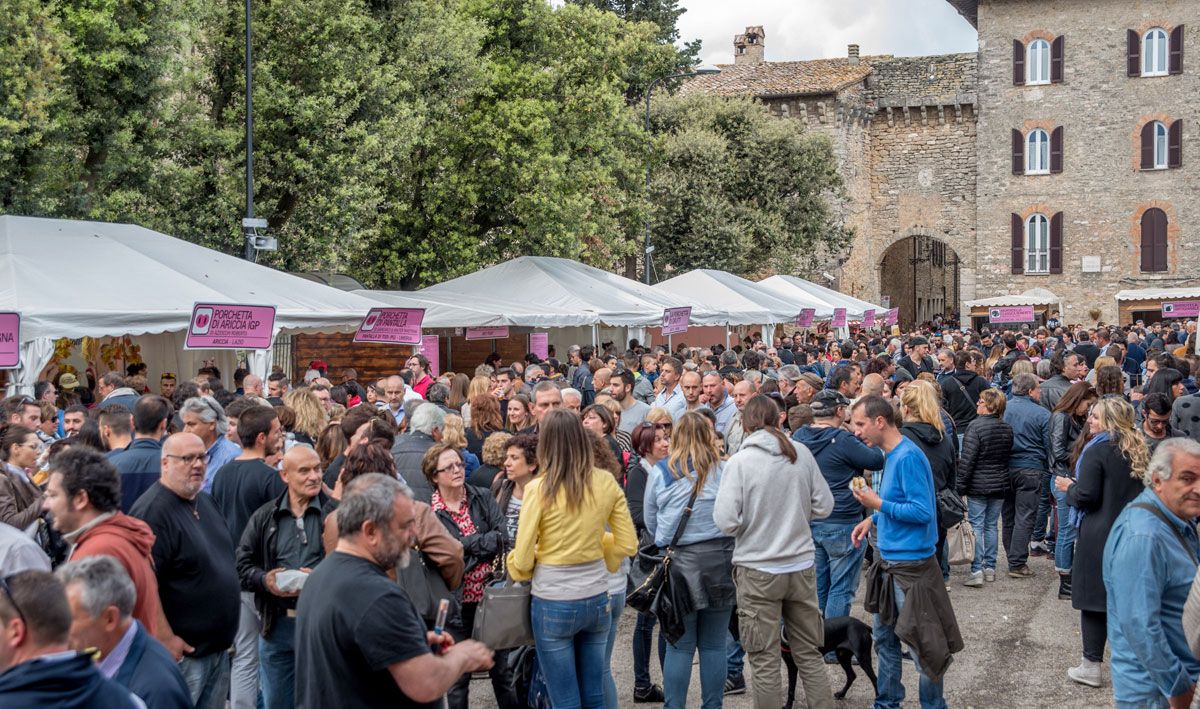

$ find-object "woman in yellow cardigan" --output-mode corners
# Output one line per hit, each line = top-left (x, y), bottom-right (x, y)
(506, 409), (637, 709)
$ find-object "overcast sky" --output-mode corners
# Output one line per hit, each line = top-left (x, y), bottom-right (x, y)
(676, 0), (977, 66)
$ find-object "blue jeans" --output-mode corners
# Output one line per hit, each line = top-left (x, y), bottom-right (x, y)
(258, 616), (294, 709)
(1052, 484), (1076, 573)
(531, 594), (610, 709)
(603, 593), (624, 709)
(726, 630), (744, 675)
(812, 521), (868, 618)
(874, 581), (947, 709)
(179, 650), (232, 709)
(967, 496), (1003, 574)
(633, 610), (666, 689)
(664, 607), (732, 709)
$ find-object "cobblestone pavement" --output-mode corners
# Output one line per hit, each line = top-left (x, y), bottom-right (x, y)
(470, 551), (1112, 708)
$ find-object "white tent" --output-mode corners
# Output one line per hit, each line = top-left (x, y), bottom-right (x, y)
(654, 269), (804, 325)
(757, 275), (884, 319)
(0, 216), (386, 393)
(418, 256), (718, 327)
(965, 287), (1061, 308)
(359, 290), (593, 329)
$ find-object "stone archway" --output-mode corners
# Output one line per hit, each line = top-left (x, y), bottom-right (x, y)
(879, 233), (960, 328)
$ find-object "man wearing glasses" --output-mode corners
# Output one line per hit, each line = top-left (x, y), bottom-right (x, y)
(1142, 393), (1185, 455)
(236, 446), (331, 709)
(0, 570), (143, 706)
(130, 433), (240, 709)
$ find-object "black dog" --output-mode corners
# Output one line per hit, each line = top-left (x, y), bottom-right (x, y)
(781, 615), (877, 705)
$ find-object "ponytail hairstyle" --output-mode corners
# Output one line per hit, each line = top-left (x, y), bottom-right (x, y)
(741, 394), (796, 464)
(0, 423), (34, 462)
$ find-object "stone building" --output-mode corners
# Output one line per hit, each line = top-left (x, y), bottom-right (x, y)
(688, 0), (1197, 326)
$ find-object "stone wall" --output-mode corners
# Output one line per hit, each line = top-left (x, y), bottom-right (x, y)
(975, 0), (1199, 324)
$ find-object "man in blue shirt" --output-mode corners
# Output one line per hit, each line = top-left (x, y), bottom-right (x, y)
(1002, 373), (1051, 576)
(850, 395), (958, 709)
(1104, 438), (1200, 708)
(700, 371), (736, 436)
(651, 356), (686, 421)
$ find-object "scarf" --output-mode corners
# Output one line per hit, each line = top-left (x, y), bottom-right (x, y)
(1068, 432), (1110, 528)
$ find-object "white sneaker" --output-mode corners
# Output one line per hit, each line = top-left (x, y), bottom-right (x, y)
(963, 571), (983, 588)
(1067, 659), (1104, 688)
(983, 569), (996, 582)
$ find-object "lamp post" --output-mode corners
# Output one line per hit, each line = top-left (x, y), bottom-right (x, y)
(643, 68), (719, 284)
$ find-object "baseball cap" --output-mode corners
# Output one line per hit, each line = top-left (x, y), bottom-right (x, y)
(810, 389), (850, 417)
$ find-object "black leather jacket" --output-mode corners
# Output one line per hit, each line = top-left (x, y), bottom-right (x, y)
(432, 484), (506, 578)
(956, 415), (1014, 497)
(1048, 412), (1082, 478)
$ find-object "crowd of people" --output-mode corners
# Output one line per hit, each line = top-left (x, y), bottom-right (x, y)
(0, 314), (1199, 708)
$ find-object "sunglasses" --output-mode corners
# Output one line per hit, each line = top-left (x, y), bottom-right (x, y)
(0, 576), (25, 625)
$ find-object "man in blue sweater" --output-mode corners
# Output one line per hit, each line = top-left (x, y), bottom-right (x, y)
(1003, 373), (1052, 577)
(850, 395), (959, 709)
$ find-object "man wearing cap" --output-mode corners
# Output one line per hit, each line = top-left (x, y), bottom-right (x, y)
(59, 372), (83, 397)
(793, 390), (886, 620)
(794, 372), (825, 406)
(898, 337), (936, 379)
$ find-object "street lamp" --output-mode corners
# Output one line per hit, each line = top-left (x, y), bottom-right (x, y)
(643, 67), (720, 284)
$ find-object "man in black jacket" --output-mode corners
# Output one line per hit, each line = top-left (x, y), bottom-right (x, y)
(1039, 351), (1087, 412)
(940, 351), (988, 439)
(897, 337), (936, 379)
(1072, 331), (1101, 369)
(236, 446), (332, 709)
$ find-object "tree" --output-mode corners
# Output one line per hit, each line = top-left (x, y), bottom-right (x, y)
(647, 93), (850, 280)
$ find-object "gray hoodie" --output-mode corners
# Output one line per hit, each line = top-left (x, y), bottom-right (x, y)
(714, 429), (834, 571)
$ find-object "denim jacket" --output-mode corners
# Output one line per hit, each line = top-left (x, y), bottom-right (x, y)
(644, 460), (724, 548)
(1003, 395), (1050, 472)
(1104, 488), (1200, 704)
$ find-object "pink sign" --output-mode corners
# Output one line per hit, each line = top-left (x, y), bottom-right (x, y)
(662, 307), (691, 336)
(885, 308), (899, 325)
(353, 307), (425, 345)
(528, 332), (549, 360)
(466, 326), (510, 340)
(419, 335), (440, 377)
(831, 308), (847, 328)
(185, 303), (276, 350)
(988, 305), (1035, 323)
(0, 313), (19, 368)
(795, 308), (816, 328)
(1162, 301), (1200, 318)
(863, 310), (876, 328)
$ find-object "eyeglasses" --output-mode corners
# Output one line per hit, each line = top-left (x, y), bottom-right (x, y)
(165, 453), (205, 465)
(0, 576), (25, 625)
(436, 461), (465, 474)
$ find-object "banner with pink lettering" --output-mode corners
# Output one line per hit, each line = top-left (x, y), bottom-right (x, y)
(863, 310), (876, 329)
(988, 305), (1035, 323)
(354, 308), (424, 345)
(795, 308), (815, 328)
(419, 335), (440, 377)
(0, 313), (19, 368)
(830, 308), (847, 328)
(186, 303), (276, 349)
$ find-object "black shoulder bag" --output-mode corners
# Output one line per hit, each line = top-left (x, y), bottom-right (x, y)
(626, 483), (700, 614)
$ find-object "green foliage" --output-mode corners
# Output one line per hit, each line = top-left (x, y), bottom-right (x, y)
(648, 93), (851, 279)
(0, 0), (847, 288)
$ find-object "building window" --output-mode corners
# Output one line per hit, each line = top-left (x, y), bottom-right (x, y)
(1144, 28), (1169, 75)
(1026, 129), (1050, 173)
(1026, 214), (1050, 273)
(1140, 207), (1169, 272)
(1027, 39), (1051, 84)
(1141, 119), (1183, 170)
(1153, 121), (1169, 168)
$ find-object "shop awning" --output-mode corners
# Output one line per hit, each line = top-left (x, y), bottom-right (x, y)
(965, 287), (1061, 308)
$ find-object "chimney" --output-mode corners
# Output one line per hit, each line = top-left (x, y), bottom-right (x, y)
(734, 25), (765, 65)
(847, 44), (860, 65)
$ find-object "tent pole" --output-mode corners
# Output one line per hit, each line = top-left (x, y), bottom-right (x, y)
(591, 324), (598, 349)
(724, 325), (730, 349)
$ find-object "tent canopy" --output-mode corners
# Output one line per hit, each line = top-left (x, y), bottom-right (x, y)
(757, 275), (883, 319)
(965, 287), (1060, 308)
(1116, 287), (1200, 302)
(655, 269), (802, 325)
(358, 289), (592, 328)
(0, 215), (384, 342)
(418, 256), (717, 327)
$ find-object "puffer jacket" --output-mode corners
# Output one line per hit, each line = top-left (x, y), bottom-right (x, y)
(900, 422), (956, 493)
(1048, 412), (1082, 478)
(956, 415), (1013, 497)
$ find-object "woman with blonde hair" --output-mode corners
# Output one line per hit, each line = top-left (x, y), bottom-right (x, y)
(1054, 396), (1148, 689)
(645, 411), (734, 709)
(461, 375), (493, 427)
(507, 409), (637, 708)
(899, 381), (958, 581)
(283, 388), (327, 445)
(441, 413), (481, 478)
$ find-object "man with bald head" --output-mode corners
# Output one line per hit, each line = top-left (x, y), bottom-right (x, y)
(860, 373), (886, 400)
(236, 446), (332, 709)
(680, 370), (705, 412)
(383, 374), (420, 427)
(130, 433), (240, 709)
(724, 380), (757, 454)
(243, 374), (264, 398)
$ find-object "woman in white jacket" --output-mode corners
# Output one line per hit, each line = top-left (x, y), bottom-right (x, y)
(714, 394), (836, 709)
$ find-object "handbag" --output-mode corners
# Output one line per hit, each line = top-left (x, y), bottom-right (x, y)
(472, 536), (534, 649)
(947, 520), (976, 566)
(396, 545), (458, 626)
(626, 483), (700, 615)
(936, 488), (968, 529)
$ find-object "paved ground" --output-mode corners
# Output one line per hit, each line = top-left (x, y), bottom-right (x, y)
(469, 550), (1112, 708)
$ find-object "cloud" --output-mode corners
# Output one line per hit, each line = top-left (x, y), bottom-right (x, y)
(676, 0), (977, 67)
